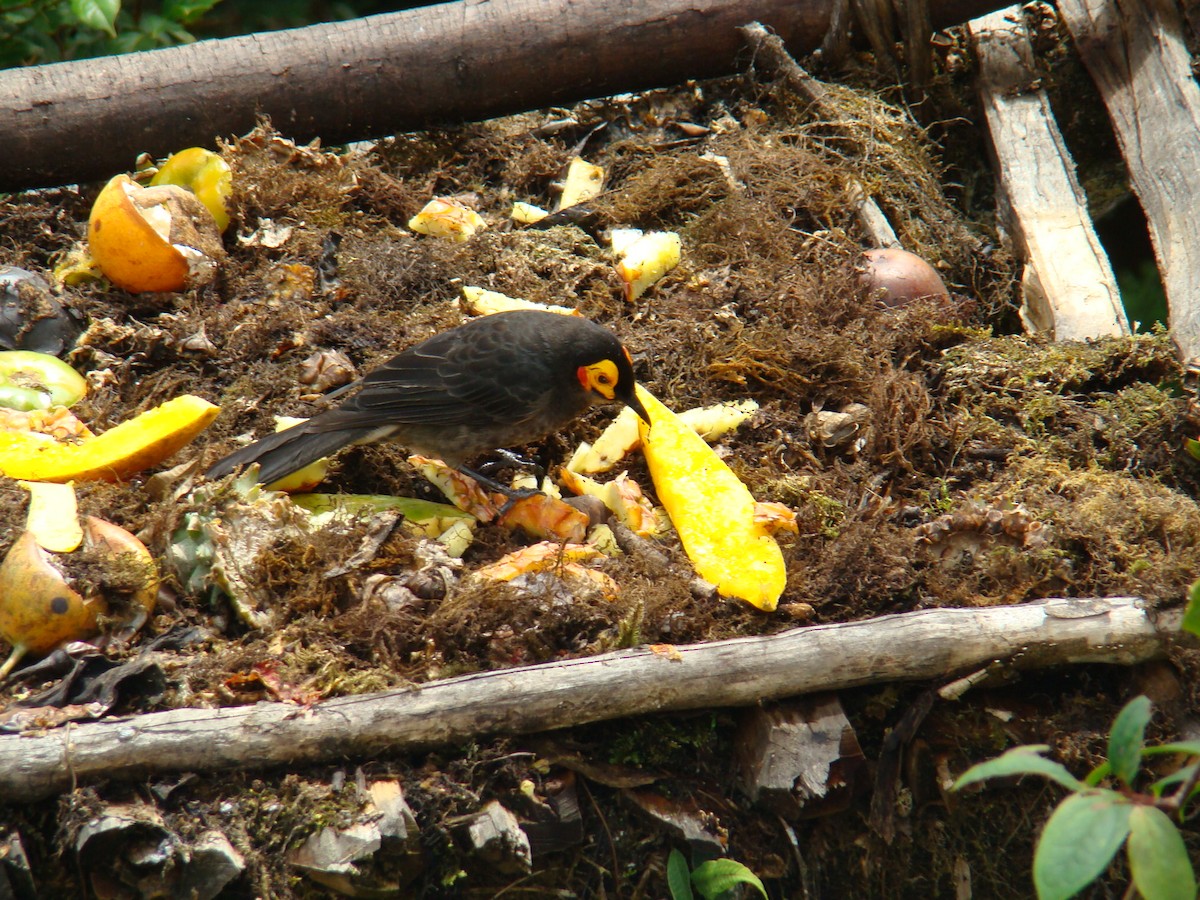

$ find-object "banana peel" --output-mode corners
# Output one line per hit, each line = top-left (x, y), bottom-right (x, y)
(636, 384), (786, 612)
(0, 394), (219, 482)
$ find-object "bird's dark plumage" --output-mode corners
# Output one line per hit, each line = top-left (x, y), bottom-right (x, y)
(205, 310), (645, 487)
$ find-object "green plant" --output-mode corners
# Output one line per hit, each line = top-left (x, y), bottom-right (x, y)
(1, 0), (222, 68)
(666, 848), (767, 899)
(1184, 578), (1200, 640)
(953, 696), (1200, 900)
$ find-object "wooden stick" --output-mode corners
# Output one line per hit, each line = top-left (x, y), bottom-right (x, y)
(0, 597), (1174, 802)
(967, 6), (1128, 340)
(0, 0), (1010, 193)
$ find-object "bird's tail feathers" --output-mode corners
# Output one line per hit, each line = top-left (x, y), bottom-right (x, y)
(205, 421), (374, 486)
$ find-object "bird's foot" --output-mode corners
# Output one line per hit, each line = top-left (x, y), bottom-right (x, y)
(474, 449), (547, 485)
(456, 465), (542, 518)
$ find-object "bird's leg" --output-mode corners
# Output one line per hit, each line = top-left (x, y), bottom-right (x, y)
(473, 448), (546, 485)
(466, 449), (550, 516)
(455, 464), (542, 517)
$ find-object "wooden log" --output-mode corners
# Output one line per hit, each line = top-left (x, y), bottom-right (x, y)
(967, 7), (1128, 340)
(0, 596), (1175, 803)
(1058, 0), (1200, 362)
(0, 0), (1010, 193)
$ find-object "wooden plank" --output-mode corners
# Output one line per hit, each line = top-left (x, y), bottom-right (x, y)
(967, 6), (1129, 340)
(1059, 0), (1200, 362)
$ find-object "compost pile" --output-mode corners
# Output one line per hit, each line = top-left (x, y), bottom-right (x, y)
(1, 63), (1198, 898)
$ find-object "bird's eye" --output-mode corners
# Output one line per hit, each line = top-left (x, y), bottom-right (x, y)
(598, 374), (612, 386)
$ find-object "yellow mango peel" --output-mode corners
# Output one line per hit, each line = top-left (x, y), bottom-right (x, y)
(636, 384), (786, 611)
(0, 394), (219, 482)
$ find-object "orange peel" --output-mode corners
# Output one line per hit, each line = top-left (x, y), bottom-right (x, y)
(636, 384), (786, 612)
(497, 492), (589, 543)
(88, 174), (224, 293)
(0, 394), (219, 482)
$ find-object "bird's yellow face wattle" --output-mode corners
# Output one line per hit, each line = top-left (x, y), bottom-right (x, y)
(577, 359), (620, 401)
(576, 347), (649, 422)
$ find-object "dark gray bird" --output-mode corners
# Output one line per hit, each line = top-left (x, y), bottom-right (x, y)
(205, 310), (647, 488)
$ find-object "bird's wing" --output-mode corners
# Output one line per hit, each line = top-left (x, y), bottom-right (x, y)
(308, 328), (550, 432)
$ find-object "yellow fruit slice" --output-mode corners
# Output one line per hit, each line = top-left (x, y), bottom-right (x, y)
(636, 384), (786, 611)
(408, 198), (486, 242)
(557, 157), (605, 209)
(615, 231), (681, 301)
(0, 394), (219, 482)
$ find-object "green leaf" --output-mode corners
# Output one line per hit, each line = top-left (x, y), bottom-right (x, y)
(667, 850), (694, 900)
(135, 12), (172, 40)
(69, 0), (119, 36)
(1084, 760), (1112, 787)
(691, 859), (768, 900)
(1108, 696), (1152, 787)
(1148, 767), (1188, 799)
(1127, 805), (1197, 900)
(1143, 741), (1200, 758)
(952, 745), (1086, 793)
(1033, 792), (1132, 900)
(1185, 438), (1200, 463)
(162, 0), (222, 24)
(1183, 578), (1200, 639)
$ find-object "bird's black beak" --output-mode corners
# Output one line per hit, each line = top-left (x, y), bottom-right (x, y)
(626, 387), (650, 425)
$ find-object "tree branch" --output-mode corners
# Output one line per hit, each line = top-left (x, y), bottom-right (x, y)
(0, 597), (1178, 803)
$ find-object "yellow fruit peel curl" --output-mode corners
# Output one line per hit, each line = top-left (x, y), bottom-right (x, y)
(88, 174), (225, 293)
(18, 480), (83, 552)
(636, 384), (786, 612)
(0, 394), (219, 482)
